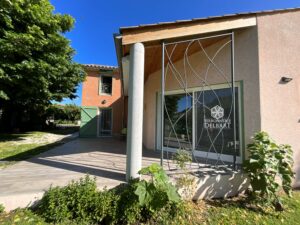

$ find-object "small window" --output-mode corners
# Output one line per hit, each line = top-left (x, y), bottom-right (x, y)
(100, 76), (112, 95)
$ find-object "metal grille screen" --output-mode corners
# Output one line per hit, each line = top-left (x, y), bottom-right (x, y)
(161, 32), (241, 167)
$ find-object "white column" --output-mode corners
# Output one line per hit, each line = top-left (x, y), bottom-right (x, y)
(126, 42), (145, 181)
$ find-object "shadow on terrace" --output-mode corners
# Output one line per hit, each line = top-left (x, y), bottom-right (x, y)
(0, 137), (248, 201)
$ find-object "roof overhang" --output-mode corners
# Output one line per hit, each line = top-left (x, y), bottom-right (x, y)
(114, 7), (300, 96)
(114, 14), (259, 96)
(114, 16), (258, 96)
(120, 16), (256, 45)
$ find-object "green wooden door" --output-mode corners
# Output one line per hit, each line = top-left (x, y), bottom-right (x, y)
(80, 107), (98, 137)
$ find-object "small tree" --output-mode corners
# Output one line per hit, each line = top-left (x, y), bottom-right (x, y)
(243, 131), (294, 210)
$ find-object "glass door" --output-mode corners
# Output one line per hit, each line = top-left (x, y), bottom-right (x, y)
(98, 108), (112, 137)
(164, 93), (193, 149)
(161, 84), (242, 163)
(194, 86), (240, 162)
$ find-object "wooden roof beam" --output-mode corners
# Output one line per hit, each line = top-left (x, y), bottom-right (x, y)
(121, 16), (256, 45)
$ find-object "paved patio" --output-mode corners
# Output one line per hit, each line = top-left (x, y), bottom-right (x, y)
(0, 138), (162, 210)
(0, 138), (249, 211)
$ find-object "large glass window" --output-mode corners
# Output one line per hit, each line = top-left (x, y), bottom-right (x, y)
(163, 86), (240, 157)
(195, 87), (239, 156)
(164, 93), (193, 149)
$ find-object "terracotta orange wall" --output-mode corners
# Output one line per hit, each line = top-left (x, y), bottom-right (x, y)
(81, 69), (123, 135)
(257, 10), (300, 187)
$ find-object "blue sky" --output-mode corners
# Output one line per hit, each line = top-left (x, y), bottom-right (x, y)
(50, 0), (300, 105)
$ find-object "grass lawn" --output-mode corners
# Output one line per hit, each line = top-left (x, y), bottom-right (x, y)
(0, 191), (299, 225)
(0, 128), (78, 167)
(204, 191), (300, 225)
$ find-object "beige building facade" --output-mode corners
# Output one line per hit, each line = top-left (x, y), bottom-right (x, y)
(257, 11), (300, 186)
(114, 8), (300, 185)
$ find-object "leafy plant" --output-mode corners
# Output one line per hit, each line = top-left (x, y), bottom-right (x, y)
(37, 184), (71, 222)
(114, 181), (142, 224)
(148, 201), (191, 225)
(0, 208), (47, 225)
(173, 149), (196, 200)
(173, 149), (192, 170)
(135, 163), (181, 213)
(35, 171), (182, 224)
(112, 165), (182, 224)
(0, 203), (4, 214)
(36, 175), (118, 224)
(243, 131), (294, 209)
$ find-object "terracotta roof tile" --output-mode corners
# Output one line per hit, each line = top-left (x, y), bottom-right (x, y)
(83, 64), (118, 70)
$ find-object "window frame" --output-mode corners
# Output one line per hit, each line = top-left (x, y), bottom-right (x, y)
(99, 75), (113, 96)
(156, 82), (244, 164)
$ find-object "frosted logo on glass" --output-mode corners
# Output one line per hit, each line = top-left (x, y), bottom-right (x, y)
(203, 105), (231, 129)
(211, 105), (224, 120)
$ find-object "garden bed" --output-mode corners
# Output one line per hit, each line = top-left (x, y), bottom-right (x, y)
(0, 191), (299, 225)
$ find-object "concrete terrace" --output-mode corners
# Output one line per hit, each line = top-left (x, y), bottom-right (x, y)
(0, 138), (162, 211)
(0, 138), (248, 211)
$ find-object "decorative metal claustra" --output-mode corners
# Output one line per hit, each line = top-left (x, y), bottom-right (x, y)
(160, 32), (240, 172)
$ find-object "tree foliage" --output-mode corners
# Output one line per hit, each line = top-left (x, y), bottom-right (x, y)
(0, 0), (85, 130)
(46, 104), (80, 123)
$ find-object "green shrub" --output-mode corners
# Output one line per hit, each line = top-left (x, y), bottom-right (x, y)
(36, 175), (118, 224)
(35, 165), (182, 224)
(63, 176), (98, 220)
(243, 131), (294, 209)
(114, 181), (142, 224)
(46, 104), (80, 123)
(0, 203), (4, 214)
(149, 201), (194, 225)
(0, 208), (47, 225)
(93, 189), (119, 224)
(113, 164), (182, 224)
(37, 185), (71, 222)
